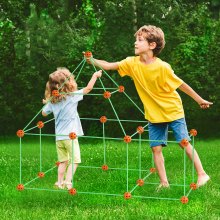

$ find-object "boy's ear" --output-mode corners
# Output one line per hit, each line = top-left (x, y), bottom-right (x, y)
(149, 42), (157, 49)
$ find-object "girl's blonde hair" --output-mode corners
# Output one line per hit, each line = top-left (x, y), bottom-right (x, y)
(134, 25), (165, 56)
(44, 67), (77, 103)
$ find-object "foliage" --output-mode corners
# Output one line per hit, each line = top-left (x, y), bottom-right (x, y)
(0, 0), (219, 135)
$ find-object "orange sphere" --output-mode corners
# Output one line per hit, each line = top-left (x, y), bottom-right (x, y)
(180, 138), (189, 147)
(37, 121), (44, 129)
(150, 167), (157, 173)
(52, 90), (59, 97)
(103, 91), (111, 99)
(16, 130), (24, 138)
(17, 184), (24, 191)
(38, 172), (45, 178)
(84, 51), (92, 58)
(69, 188), (77, 195)
(190, 183), (197, 190)
(100, 116), (107, 123)
(124, 135), (131, 143)
(137, 179), (144, 186)
(190, 129), (197, 136)
(137, 126), (144, 134)
(69, 132), (77, 140)
(102, 164), (108, 171)
(56, 161), (61, 167)
(124, 192), (132, 199)
(118, 85), (125, 93)
(180, 196), (189, 204)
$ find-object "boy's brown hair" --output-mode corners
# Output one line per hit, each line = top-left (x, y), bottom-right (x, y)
(45, 67), (77, 103)
(135, 25), (165, 56)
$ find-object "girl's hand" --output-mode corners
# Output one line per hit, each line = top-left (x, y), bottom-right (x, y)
(94, 70), (102, 78)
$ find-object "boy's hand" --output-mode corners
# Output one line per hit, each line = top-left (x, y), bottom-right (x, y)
(93, 70), (102, 78)
(198, 99), (213, 109)
(83, 51), (92, 64)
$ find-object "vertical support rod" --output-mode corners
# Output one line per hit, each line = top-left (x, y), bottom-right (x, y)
(103, 123), (106, 164)
(19, 138), (22, 183)
(138, 134), (142, 179)
(39, 128), (42, 171)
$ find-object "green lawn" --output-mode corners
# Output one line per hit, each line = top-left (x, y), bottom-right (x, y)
(0, 135), (220, 220)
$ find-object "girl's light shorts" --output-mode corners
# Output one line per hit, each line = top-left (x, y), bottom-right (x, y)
(56, 139), (81, 163)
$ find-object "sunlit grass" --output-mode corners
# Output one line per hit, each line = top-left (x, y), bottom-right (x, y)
(0, 136), (220, 219)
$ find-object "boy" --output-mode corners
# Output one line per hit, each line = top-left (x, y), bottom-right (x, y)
(86, 25), (212, 189)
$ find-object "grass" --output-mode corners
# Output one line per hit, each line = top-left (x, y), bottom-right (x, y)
(0, 135), (220, 220)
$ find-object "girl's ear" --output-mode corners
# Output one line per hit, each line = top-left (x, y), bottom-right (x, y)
(149, 42), (157, 49)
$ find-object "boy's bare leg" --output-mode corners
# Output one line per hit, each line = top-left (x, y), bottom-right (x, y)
(179, 143), (210, 187)
(152, 146), (169, 186)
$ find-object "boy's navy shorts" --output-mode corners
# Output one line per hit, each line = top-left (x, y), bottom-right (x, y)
(148, 118), (191, 147)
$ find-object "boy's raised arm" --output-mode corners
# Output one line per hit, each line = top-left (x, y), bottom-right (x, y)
(178, 82), (213, 109)
(91, 58), (119, 71)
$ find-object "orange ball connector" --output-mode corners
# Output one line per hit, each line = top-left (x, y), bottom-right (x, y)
(124, 192), (132, 200)
(103, 91), (111, 99)
(69, 132), (77, 140)
(102, 164), (109, 171)
(17, 184), (24, 191)
(56, 161), (61, 167)
(84, 51), (92, 58)
(190, 183), (197, 190)
(69, 188), (77, 195)
(16, 130), (24, 138)
(118, 85), (125, 93)
(190, 129), (197, 136)
(137, 179), (144, 186)
(137, 126), (144, 134)
(180, 138), (189, 147)
(52, 90), (59, 97)
(38, 172), (45, 178)
(150, 167), (157, 173)
(180, 196), (189, 204)
(37, 121), (44, 129)
(124, 135), (131, 143)
(100, 116), (107, 123)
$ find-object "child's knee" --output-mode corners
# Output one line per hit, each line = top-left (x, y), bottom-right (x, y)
(151, 146), (162, 153)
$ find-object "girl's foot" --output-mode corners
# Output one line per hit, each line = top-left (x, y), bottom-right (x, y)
(64, 181), (72, 190)
(54, 182), (64, 189)
(197, 174), (210, 188)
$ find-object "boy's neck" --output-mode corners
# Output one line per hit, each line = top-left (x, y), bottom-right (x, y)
(140, 53), (156, 65)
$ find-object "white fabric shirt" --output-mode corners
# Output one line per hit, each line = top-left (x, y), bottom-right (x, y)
(43, 89), (84, 141)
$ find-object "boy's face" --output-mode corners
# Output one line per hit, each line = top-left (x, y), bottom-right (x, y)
(134, 35), (155, 55)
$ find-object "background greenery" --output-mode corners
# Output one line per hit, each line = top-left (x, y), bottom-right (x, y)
(0, 0), (220, 136)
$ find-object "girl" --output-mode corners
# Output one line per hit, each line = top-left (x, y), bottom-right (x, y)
(42, 67), (102, 189)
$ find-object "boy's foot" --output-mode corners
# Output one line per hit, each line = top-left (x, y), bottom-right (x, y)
(156, 183), (170, 192)
(197, 174), (210, 188)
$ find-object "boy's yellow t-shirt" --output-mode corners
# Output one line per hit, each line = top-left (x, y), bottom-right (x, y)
(117, 56), (184, 123)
